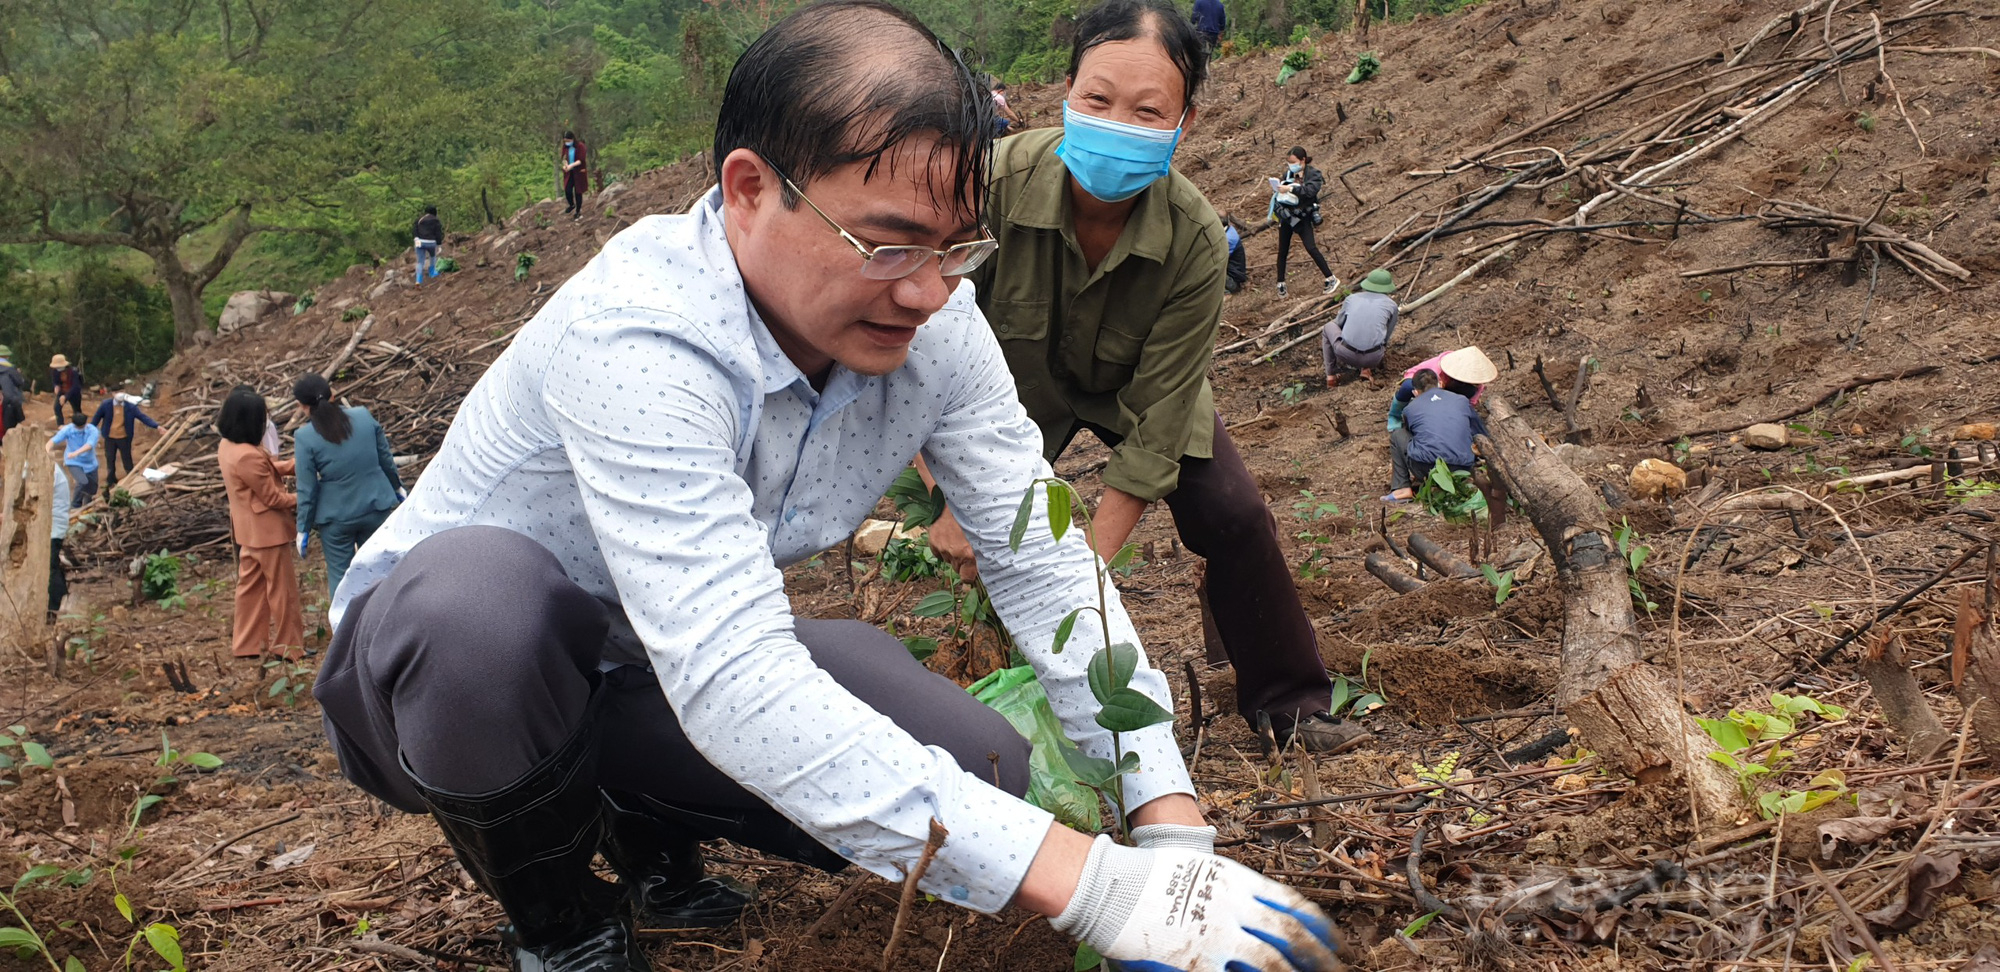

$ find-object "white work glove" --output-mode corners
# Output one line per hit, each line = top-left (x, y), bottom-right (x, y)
(297, 534), (310, 558)
(1051, 836), (1339, 972)
(395, 487), (407, 502)
(1131, 823), (1217, 855)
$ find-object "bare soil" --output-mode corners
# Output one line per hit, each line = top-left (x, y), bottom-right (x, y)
(6, 1), (1998, 969)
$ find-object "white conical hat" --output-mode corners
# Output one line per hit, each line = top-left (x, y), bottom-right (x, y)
(1440, 346), (1498, 385)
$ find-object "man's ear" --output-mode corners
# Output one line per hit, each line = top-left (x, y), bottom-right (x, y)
(719, 149), (775, 231)
(1181, 103), (1199, 133)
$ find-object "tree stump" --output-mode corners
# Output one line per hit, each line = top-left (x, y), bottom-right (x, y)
(0, 430), (56, 656)
(1478, 394), (1742, 831)
(1859, 630), (1950, 761)
(1955, 588), (2000, 761)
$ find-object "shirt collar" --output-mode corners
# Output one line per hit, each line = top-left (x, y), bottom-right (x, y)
(1009, 145), (1176, 266)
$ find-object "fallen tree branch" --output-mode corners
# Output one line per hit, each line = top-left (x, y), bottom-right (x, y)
(1813, 544), (1985, 665)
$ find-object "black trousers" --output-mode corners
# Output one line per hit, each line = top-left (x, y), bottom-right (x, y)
(315, 526), (1030, 859)
(49, 538), (66, 613)
(54, 393), (81, 423)
(1276, 219), (1331, 283)
(1059, 413), (1332, 726)
(563, 174), (586, 214)
(103, 436), (134, 485)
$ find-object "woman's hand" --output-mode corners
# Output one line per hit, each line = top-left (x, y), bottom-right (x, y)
(926, 507), (980, 581)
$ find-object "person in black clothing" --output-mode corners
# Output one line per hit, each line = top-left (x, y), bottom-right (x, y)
(0, 345), (25, 439)
(1222, 214), (1248, 294)
(559, 131), (589, 219)
(1272, 146), (1337, 298)
(49, 354), (84, 423)
(91, 392), (161, 484)
(413, 206), (445, 284)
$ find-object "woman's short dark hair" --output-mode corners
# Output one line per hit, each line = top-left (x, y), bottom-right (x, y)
(713, 0), (992, 222)
(562, 130), (575, 140)
(1289, 145), (1310, 163)
(217, 385), (267, 445)
(1070, 0), (1207, 111)
(294, 373), (352, 445)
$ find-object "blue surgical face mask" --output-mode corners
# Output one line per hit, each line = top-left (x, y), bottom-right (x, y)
(1286, 162), (1302, 176)
(1055, 101), (1186, 203)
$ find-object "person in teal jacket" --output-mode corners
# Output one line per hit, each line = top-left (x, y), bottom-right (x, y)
(292, 374), (404, 597)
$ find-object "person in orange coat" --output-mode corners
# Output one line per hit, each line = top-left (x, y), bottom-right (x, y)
(217, 385), (304, 659)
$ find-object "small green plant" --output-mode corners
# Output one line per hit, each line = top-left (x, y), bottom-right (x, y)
(1328, 651), (1386, 721)
(1415, 459), (1488, 522)
(0, 725), (53, 785)
(61, 612), (108, 669)
(514, 252), (538, 281)
(1288, 24), (1312, 44)
(1345, 51), (1381, 84)
(263, 658), (316, 706)
(878, 469), (1013, 662)
(1899, 427), (1934, 458)
(1480, 563), (1516, 604)
(1613, 519), (1658, 615)
(435, 256), (460, 274)
(1856, 112), (1876, 133)
(292, 293), (316, 314)
(1011, 478), (1164, 840)
(1946, 478), (2000, 501)
(1699, 694), (1850, 818)
(1278, 381), (1308, 405)
(341, 305), (369, 323)
(107, 488), (144, 510)
(1291, 490), (1341, 522)
(879, 536), (944, 583)
(141, 551), (184, 608)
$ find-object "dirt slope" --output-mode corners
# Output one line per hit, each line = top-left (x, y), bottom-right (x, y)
(9, 2), (2000, 970)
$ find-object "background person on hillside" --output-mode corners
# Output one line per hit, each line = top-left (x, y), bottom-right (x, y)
(1387, 345), (1495, 432)
(49, 354), (84, 423)
(943, 0), (1362, 755)
(291, 373), (403, 597)
(217, 385), (304, 660)
(47, 413), (101, 507)
(315, 4), (1337, 970)
(1191, 0), (1226, 50)
(0, 345), (25, 438)
(49, 463), (69, 619)
(558, 131), (589, 220)
(413, 206), (445, 284)
(91, 392), (160, 485)
(990, 79), (1023, 135)
(1323, 268), (1399, 386)
(1272, 146), (1336, 298)
(1385, 370), (1487, 502)
(1223, 213), (1248, 294)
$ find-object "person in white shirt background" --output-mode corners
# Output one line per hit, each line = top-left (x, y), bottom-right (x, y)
(311, 2), (1338, 970)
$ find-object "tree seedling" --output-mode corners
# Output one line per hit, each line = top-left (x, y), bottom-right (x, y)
(1010, 477), (1167, 840)
(1480, 563), (1516, 605)
(1699, 693), (1850, 818)
(0, 725), (53, 785)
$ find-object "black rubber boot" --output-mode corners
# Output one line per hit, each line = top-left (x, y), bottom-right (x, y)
(406, 694), (648, 972)
(601, 789), (756, 930)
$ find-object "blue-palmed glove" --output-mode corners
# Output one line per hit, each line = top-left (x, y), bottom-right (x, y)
(395, 487), (407, 502)
(297, 534), (310, 558)
(1051, 837), (1340, 972)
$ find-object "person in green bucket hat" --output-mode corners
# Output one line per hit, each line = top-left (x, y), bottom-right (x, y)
(1322, 268), (1399, 387)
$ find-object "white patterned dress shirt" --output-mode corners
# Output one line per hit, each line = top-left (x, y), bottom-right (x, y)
(332, 189), (1193, 913)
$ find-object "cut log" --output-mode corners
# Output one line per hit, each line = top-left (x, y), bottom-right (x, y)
(1477, 394), (1742, 831)
(1857, 631), (1951, 761)
(1955, 588), (2000, 761)
(1408, 532), (1482, 579)
(0, 431), (55, 657)
(1365, 550), (1427, 594)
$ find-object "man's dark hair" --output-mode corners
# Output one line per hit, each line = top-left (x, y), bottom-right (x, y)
(1412, 369), (1438, 393)
(425, 205), (438, 216)
(217, 385), (267, 445)
(993, 80), (1007, 91)
(70, 411), (86, 427)
(1070, 0), (1207, 110)
(713, 0), (992, 221)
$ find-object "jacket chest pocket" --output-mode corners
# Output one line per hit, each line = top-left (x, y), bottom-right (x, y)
(1083, 318), (1150, 392)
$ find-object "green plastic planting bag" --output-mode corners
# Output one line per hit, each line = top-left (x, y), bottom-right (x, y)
(968, 666), (1103, 832)
(1346, 52), (1381, 84)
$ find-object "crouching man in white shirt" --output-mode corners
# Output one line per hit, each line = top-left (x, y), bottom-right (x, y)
(315, 2), (1338, 969)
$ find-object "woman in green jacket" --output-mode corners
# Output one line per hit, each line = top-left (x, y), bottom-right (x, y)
(929, 0), (1364, 753)
(292, 374), (404, 597)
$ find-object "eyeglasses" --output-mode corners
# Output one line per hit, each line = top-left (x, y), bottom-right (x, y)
(772, 165), (997, 281)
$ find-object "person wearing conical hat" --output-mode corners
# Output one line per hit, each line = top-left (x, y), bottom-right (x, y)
(1384, 367), (1489, 503)
(1386, 344), (1496, 433)
(49, 354), (85, 424)
(1323, 268), (1398, 387)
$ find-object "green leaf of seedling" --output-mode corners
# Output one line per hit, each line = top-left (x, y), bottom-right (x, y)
(1047, 482), (1071, 543)
(1074, 942), (1103, 971)
(21, 742), (51, 769)
(1707, 751), (1742, 772)
(14, 865), (62, 893)
(143, 923), (184, 971)
(1095, 687), (1175, 733)
(1401, 911), (1440, 937)
(1737, 762), (1772, 781)
(1329, 677), (1353, 716)
(1797, 789), (1842, 813)
(911, 591), (958, 618)
(1351, 693), (1387, 717)
(1008, 486), (1036, 552)
(1060, 747), (1118, 789)
(1086, 643), (1140, 705)
(0, 927), (45, 951)
(268, 677), (290, 698)
(1697, 717), (1750, 752)
(1052, 609), (1082, 655)
(134, 794), (164, 815)
(1107, 543), (1141, 571)
(901, 636), (938, 661)
(115, 893), (134, 924)
(1117, 751), (1142, 775)
(157, 731), (174, 766)
(1809, 769), (1847, 791)
(7, 725), (25, 736)
(1429, 461), (1456, 494)
(0, 732), (14, 747)
(0, 753), (13, 771)
(185, 752), (223, 770)
(65, 955), (86, 972)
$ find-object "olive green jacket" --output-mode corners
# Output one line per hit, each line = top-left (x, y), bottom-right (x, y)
(969, 127), (1223, 502)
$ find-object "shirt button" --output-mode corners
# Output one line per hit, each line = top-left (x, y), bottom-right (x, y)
(784, 508), (799, 523)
